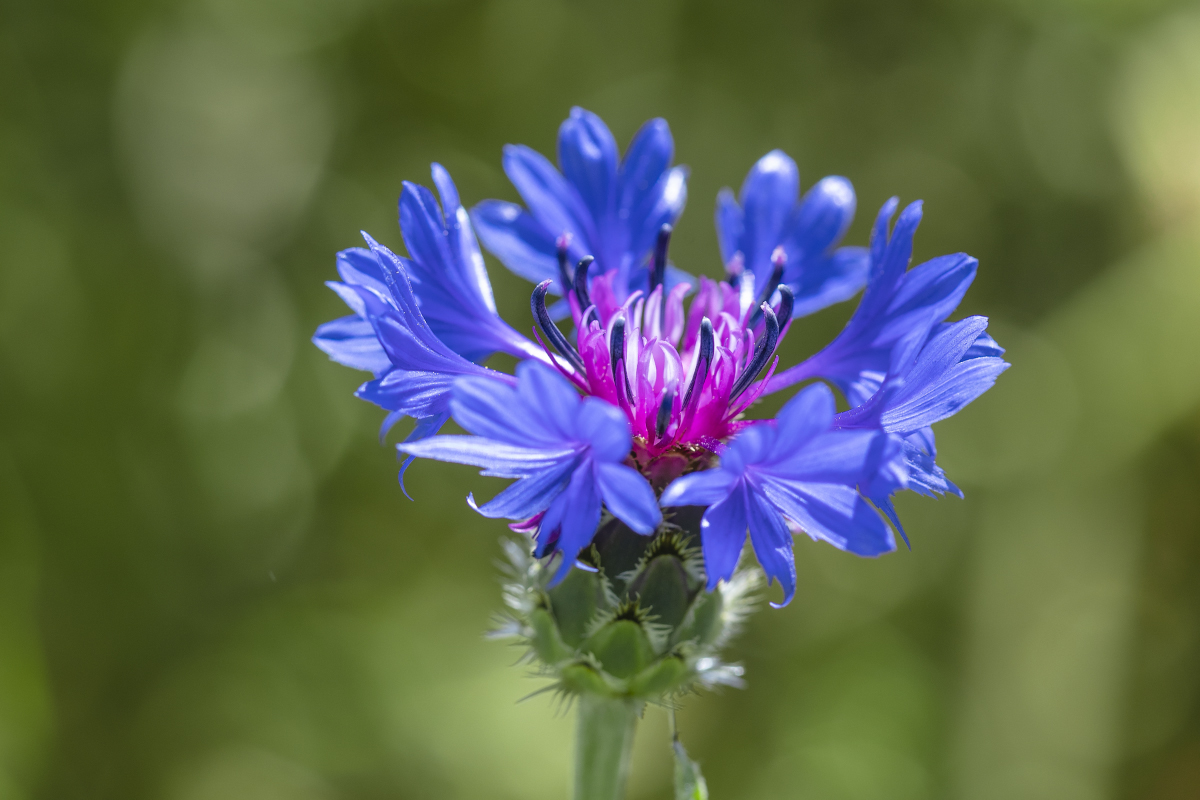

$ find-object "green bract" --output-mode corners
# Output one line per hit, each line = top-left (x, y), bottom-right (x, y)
(492, 510), (760, 703)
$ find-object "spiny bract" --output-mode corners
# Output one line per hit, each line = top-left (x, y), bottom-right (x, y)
(492, 512), (758, 702)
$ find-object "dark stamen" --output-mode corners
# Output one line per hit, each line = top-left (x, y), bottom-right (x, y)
(556, 235), (573, 295)
(729, 303), (780, 402)
(609, 317), (633, 402)
(532, 280), (585, 373)
(650, 224), (672, 297)
(748, 248), (787, 327)
(682, 317), (714, 410)
(775, 284), (794, 331)
(656, 390), (675, 439)
(574, 256), (594, 315)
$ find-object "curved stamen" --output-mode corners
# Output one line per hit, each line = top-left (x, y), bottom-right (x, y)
(775, 284), (794, 331)
(574, 256), (594, 320)
(556, 234), (573, 295)
(748, 247), (787, 327)
(681, 317), (714, 410)
(729, 303), (780, 402)
(650, 224), (672, 296)
(609, 317), (633, 403)
(532, 280), (585, 374)
(656, 390), (675, 439)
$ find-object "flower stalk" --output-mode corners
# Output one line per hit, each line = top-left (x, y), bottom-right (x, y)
(575, 695), (640, 800)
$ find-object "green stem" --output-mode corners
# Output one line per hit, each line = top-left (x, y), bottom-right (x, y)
(574, 695), (640, 800)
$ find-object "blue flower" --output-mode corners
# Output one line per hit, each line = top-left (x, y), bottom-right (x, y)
(834, 314), (1009, 537)
(715, 150), (868, 318)
(399, 361), (662, 583)
(767, 198), (981, 405)
(660, 384), (906, 606)
(471, 107), (688, 300)
(312, 232), (513, 487)
(314, 115), (1009, 594)
(398, 164), (545, 364)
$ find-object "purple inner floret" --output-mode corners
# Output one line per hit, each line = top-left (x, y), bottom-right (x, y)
(313, 107), (1009, 602)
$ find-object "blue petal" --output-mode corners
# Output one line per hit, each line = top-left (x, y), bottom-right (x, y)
(312, 314), (391, 374)
(472, 457), (577, 519)
(398, 434), (575, 477)
(881, 356), (1009, 433)
(961, 328), (1005, 359)
(890, 315), (989, 391)
(745, 491), (796, 607)
(514, 361), (585, 442)
(660, 468), (737, 507)
(350, 285), (467, 375)
(617, 117), (673, 226)
(769, 429), (886, 484)
(625, 165), (689, 272)
(770, 383), (835, 459)
(761, 480), (896, 557)
(541, 463), (604, 585)
(722, 423), (774, 473)
(867, 197), (902, 284)
(503, 144), (596, 255)
(380, 409), (407, 442)
(787, 247), (870, 320)
(699, 485), (750, 590)
(430, 163), (497, 316)
(872, 316), (1009, 433)
(349, 238), (511, 383)
(396, 412), (449, 499)
(576, 397), (632, 463)
(595, 462), (661, 534)
(769, 214), (977, 403)
(399, 182), (457, 292)
(470, 200), (562, 288)
(880, 253), (978, 351)
(714, 187), (743, 267)
(785, 176), (856, 263)
(327, 280), (373, 318)
(738, 150), (799, 291)
(336, 247), (392, 303)
(399, 177), (538, 363)
(356, 368), (456, 417)
(897, 428), (962, 499)
(558, 107), (618, 231)
(450, 373), (562, 449)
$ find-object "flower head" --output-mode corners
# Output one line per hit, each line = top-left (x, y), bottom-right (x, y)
(314, 110), (1008, 599)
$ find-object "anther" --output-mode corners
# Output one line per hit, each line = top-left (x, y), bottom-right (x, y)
(729, 303), (780, 402)
(574, 256), (594, 315)
(532, 280), (585, 373)
(650, 224), (672, 296)
(609, 317), (633, 402)
(656, 390), (675, 439)
(681, 317), (714, 410)
(555, 234), (573, 295)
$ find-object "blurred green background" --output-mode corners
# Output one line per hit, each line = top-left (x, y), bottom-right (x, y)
(3, 0), (1200, 797)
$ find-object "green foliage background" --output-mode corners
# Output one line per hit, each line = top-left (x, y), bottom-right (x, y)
(2, 0), (1200, 797)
